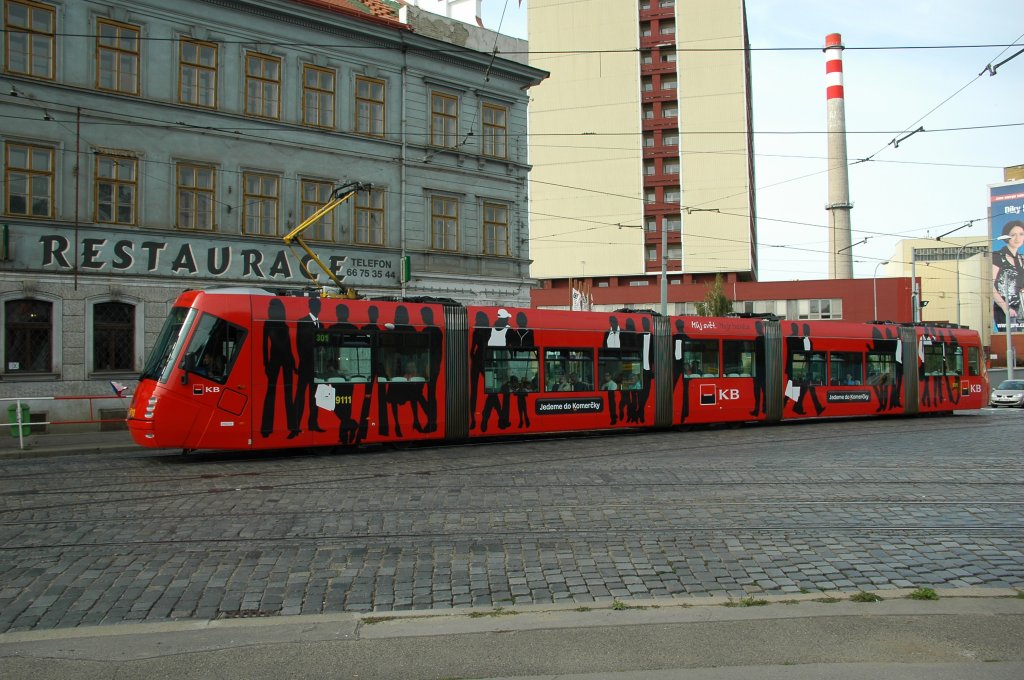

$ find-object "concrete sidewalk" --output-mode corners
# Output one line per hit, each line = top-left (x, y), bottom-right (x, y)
(0, 428), (147, 458)
(1, 591), (1022, 679)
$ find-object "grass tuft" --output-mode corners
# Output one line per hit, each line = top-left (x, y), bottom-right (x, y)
(909, 587), (939, 600)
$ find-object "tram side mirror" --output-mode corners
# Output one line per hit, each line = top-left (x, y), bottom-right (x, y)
(181, 354), (196, 385)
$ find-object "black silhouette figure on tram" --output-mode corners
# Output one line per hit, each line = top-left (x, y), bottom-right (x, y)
(329, 303), (360, 445)
(260, 298), (297, 438)
(786, 322), (824, 416)
(293, 296), (325, 437)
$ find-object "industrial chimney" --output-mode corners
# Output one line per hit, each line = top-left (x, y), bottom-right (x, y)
(825, 33), (853, 279)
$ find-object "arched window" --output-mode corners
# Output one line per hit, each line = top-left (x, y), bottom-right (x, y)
(4, 299), (52, 373)
(93, 301), (134, 371)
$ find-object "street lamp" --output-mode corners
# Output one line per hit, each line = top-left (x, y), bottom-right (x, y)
(872, 260), (889, 320)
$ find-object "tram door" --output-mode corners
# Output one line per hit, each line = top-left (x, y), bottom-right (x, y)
(177, 299), (253, 449)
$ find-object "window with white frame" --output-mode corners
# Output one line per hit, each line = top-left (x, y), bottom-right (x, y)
(95, 154), (137, 225)
(97, 19), (139, 95)
(430, 195), (458, 251)
(431, 92), (459, 149)
(483, 202), (509, 256)
(242, 172), (279, 236)
(245, 52), (281, 119)
(91, 300), (135, 372)
(355, 187), (385, 246)
(5, 0), (55, 80)
(179, 39), (217, 108)
(302, 64), (335, 129)
(5, 142), (53, 217)
(482, 103), (508, 158)
(3, 297), (55, 373)
(176, 162), (215, 230)
(300, 179), (334, 241)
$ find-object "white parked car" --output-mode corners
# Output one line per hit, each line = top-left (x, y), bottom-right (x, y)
(990, 380), (1024, 408)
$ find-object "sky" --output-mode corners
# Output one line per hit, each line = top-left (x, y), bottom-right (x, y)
(478, 0), (1024, 282)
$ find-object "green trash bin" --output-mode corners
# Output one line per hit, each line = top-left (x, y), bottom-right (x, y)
(8, 403), (30, 437)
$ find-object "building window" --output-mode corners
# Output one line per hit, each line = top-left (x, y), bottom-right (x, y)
(663, 158), (679, 174)
(640, 50), (653, 65)
(179, 39), (217, 108)
(664, 187), (680, 203)
(646, 247), (657, 261)
(640, 22), (651, 37)
(430, 195), (458, 251)
(662, 74), (678, 90)
(96, 19), (139, 95)
(176, 163), (215, 230)
(660, 20), (676, 35)
(482, 103), (507, 158)
(663, 130), (679, 146)
(643, 160), (656, 176)
(4, 0), (55, 80)
(663, 49), (677, 62)
(245, 52), (281, 119)
(300, 179), (334, 241)
(302, 64), (335, 128)
(797, 298), (843, 320)
(483, 202), (509, 256)
(6, 142), (53, 217)
(355, 76), (385, 136)
(93, 301), (134, 371)
(354, 187), (385, 246)
(431, 92), (459, 149)
(644, 216), (657, 231)
(242, 172), (279, 236)
(4, 298), (51, 373)
(644, 190), (656, 204)
(662, 103), (678, 118)
(95, 154), (137, 225)
(641, 76), (654, 92)
(665, 214), (681, 231)
(643, 132), (655, 148)
(667, 244), (681, 259)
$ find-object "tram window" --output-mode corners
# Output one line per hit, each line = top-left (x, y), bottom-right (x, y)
(598, 348), (643, 390)
(968, 346), (980, 375)
(722, 340), (755, 377)
(791, 352), (826, 385)
(683, 339), (719, 377)
(484, 348), (539, 394)
(544, 348), (594, 392)
(829, 351), (864, 385)
(866, 352), (897, 386)
(378, 330), (433, 382)
(181, 313), (247, 384)
(923, 342), (961, 376)
(315, 331), (373, 381)
(143, 306), (193, 383)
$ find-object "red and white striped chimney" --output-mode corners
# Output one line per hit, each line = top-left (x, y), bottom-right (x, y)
(825, 33), (853, 279)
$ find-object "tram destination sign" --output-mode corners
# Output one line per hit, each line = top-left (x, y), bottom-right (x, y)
(5, 225), (402, 289)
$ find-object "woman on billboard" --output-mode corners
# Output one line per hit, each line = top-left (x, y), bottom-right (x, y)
(993, 220), (1024, 331)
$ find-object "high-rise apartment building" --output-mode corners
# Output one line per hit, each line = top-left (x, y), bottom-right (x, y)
(528, 0), (756, 282)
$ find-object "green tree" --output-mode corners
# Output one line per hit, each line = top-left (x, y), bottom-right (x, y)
(695, 273), (733, 317)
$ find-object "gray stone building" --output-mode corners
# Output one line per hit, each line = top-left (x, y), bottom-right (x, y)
(0, 0), (545, 429)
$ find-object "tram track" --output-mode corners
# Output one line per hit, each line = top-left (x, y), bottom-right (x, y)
(2, 524), (1022, 553)
(0, 411), (1001, 484)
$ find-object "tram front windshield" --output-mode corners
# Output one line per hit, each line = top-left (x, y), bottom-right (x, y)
(140, 306), (196, 384)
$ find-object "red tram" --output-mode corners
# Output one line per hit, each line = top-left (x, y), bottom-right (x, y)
(127, 287), (989, 452)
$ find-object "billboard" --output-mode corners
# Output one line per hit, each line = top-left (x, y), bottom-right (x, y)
(990, 180), (1024, 333)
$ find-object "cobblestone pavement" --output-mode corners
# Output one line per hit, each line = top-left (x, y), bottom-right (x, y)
(0, 410), (1021, 632)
